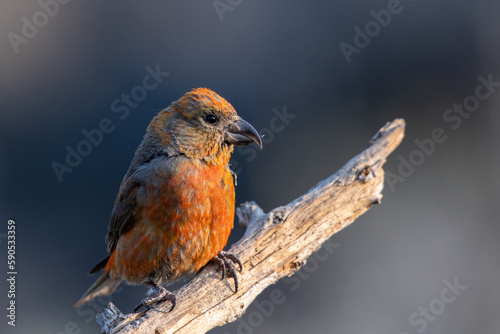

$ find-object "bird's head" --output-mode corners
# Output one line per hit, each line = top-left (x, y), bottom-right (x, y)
(147, 88), (262, 165)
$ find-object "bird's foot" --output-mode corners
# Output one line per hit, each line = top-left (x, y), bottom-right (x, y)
(212, 251), (243, 293)
(133, 284), (176, 313)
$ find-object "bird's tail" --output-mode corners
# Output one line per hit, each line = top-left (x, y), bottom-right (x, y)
(74, 256), (121, 308)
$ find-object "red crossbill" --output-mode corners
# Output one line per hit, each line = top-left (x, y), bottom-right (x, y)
(74, 88), (262, 312)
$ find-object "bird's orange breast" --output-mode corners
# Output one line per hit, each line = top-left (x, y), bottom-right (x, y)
(107, 158), (235, 285)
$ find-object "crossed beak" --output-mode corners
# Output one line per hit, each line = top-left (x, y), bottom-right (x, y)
(226, 119), (262, 148)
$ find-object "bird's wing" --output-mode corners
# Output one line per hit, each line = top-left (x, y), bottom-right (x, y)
(105, 175), (141, 252)
(104, 153), (174, 253)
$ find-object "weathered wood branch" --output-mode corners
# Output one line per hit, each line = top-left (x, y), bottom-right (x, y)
(97, 118), (406, 334)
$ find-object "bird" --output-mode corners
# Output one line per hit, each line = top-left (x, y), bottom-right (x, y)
(74, 87), (262, 312)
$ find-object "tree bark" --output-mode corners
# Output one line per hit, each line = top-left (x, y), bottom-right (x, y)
(96, 118), (406, 334)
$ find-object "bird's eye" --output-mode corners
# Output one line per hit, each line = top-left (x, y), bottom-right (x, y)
(205, 114), (218, 124)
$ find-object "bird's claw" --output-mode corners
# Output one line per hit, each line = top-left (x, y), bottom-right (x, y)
(213, 251), (243, 293)
(133, 285), (176, 313)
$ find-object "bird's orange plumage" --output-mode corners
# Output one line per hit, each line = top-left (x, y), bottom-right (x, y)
(107, 158), (235, 283)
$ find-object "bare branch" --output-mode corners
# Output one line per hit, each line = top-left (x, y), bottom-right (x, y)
(97, 118), (406, 334)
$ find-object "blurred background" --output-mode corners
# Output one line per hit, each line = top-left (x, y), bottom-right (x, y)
(1, 0), (500, 333)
